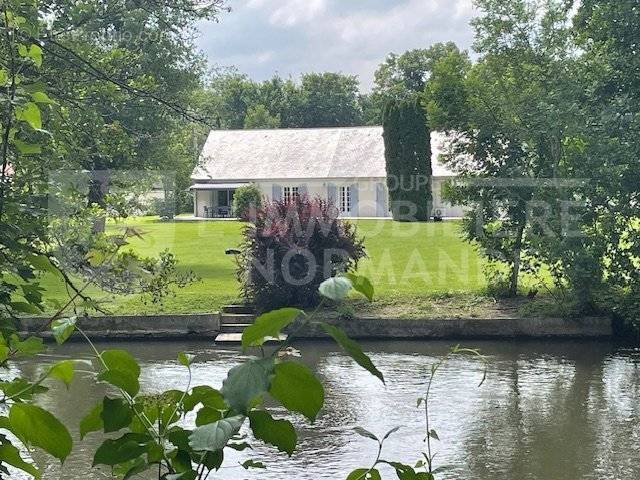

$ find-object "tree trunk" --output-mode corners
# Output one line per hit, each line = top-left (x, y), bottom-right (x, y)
(88, 170), (110, 234)
(509, 224), (525, 296)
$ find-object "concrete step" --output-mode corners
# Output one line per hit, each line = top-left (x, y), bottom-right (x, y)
(222, 304), (255, 315)
(219, 323), (253, 333)
(220, 313), (256, 325)
(215, 333), (288, 344)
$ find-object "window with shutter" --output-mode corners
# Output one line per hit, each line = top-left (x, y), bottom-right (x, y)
(283, 186), (299, 203)
(340, 186), (351, 213)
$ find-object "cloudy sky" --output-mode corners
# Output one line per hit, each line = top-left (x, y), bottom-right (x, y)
(196, 0), (477, 90)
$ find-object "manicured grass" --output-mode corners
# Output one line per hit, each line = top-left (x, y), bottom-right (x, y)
(40, 217), (487, 315)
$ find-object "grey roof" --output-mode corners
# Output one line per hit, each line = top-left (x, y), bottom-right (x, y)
(192, 126), (456, 181)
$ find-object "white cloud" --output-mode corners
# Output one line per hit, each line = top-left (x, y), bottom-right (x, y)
(248, 0), (327, 27)
(198, 0), (476, 89)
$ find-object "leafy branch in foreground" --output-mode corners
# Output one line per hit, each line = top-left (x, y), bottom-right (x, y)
(346, 346), (487, 480)
(32, 273), (382, 480)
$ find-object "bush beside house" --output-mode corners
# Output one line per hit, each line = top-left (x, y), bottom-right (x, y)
(232, 184), (263, 220)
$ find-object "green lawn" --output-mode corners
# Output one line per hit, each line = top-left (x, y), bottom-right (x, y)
(41, 218), (487, 315)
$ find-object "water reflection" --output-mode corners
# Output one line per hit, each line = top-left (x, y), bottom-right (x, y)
(11, 340), (640, 479)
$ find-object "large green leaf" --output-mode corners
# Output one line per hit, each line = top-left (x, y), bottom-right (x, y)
(9, 404), (72, 462)
(195, 407), (222, 426)
(31, 91), (54, 104)
(18, 43), (43, 67)
(16, 102), (42, 130)
(183, 385), (226, 412)
(121, 457), (151, 480)
(9, 301), (40, 315)
(346, 468), (382, 480)
(49, 360), (75, 387)
(26, 254), (57, 274)
(344, 273), (374, 301)
(188, 416), (245, 452)
(51, 317), (77, 345)
(12, 336), (44, 355)
(220, 358), (273, 413)
(319, 322), (385, 384)
(10, 301), (41, 314)
(177, 352), (195, 367)
(165, 472), (198, 480)
(241, 308), (302, 348)
(319, 276), (352, 301)
(93, 433), (150, 466)
(0, 441), (40, 478)
(80, 402), (103, 439)
(101, 397), (133, 433)
(97, 350), (141, 397)
(248, 410), (297, 456)
(269, 361), (324, 422)
(381, 461), (434, 480)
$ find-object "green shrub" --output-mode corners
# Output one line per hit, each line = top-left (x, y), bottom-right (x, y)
(483, 262), (512, 298)
(603, 287), (640, 341)
(233, 184), (263, 220)
(151, 194), (176, 220)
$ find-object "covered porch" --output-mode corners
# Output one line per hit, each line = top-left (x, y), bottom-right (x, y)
(190, 182), (248, 218)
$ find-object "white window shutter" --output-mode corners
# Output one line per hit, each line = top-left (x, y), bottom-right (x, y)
(351, 183), (359, 217)
(376, 183), (386, 217)
(327, 183), (337, 204)
(272, 184), (282, 201)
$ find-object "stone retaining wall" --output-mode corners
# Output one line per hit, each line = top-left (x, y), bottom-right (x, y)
(292, 316), (613, 339)
(18, 314), (220, 340)
(18, 314), (612, 341)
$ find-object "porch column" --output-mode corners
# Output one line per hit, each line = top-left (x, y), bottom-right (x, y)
(194, 190), (198, 217)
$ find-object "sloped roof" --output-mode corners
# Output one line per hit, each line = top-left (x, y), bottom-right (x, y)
(192, 126), (456, 181)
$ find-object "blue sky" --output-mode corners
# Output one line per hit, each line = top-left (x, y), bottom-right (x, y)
(196, 0), (477, 89)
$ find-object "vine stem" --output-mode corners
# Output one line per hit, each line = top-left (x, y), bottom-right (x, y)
(355, 439), (384, 480)
(164, 363), (192, 430)
(75, 324), (176, 474)
(423, 359), (443, 473)
(422, 346), (487, 474)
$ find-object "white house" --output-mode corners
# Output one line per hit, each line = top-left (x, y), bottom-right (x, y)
(190, 126), (464, 218)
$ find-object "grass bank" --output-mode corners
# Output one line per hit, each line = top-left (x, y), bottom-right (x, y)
(40, 217), (490, 316)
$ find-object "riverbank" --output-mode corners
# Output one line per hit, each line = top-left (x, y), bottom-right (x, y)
(18, 313), (612, 340)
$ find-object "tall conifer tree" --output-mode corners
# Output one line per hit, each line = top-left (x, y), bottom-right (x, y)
(382, 97), (432, 221)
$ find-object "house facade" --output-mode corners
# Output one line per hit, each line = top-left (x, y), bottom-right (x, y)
(190, 126), (464, 219)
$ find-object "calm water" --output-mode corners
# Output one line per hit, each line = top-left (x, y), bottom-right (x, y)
(11, 339), (640, 479)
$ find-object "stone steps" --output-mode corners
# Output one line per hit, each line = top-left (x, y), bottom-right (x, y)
(220, 313), (256, 325)
(216, 307), (254, 343)
(215, 305), (288, 344)
(221, 304), (255, 315)
(218, 323), (253, 334)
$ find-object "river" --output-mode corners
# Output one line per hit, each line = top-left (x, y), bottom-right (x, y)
(11, 339), (640, 479)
